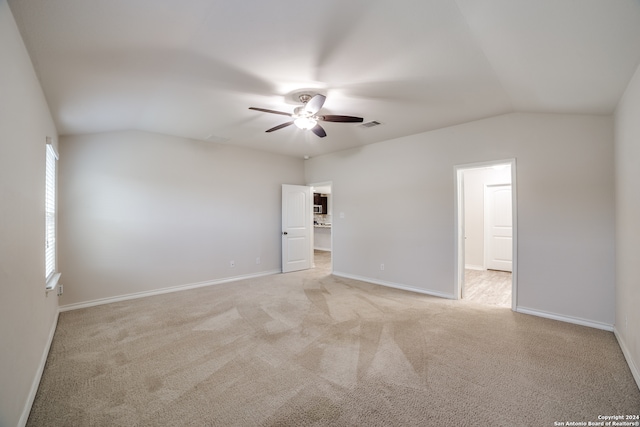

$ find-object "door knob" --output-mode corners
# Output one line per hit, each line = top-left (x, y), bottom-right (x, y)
(283, 231), (288, 235)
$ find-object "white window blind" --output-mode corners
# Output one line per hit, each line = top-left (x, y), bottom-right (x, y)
(45, 141), (58, 280)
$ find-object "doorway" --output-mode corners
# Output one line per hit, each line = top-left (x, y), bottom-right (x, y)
(309, 181), (333, 273)
(455, 160), (517, 309)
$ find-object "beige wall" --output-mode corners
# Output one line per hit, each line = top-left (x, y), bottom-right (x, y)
(614, 62), (640, 386)
(58, 130), (305, 306)
(306, 112), (615, 328)
(0, 1), (60, 426)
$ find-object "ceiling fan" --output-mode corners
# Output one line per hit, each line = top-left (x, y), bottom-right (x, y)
(249, 94), (363, 138)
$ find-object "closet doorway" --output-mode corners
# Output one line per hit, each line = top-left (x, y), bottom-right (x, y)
(455, 160), (517, 309)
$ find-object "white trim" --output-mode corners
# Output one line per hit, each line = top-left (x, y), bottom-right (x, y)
(45, 136), (59, 159)
(19, 309), (59, 427)
(516, 306), (614, 331)
(45, 272), (61, 292)
(464, 264), (485, 271)
(59, 270), (280, 312)
(614, 327), (640, 390)
(332, 271), (455, 300)
(455, 167), (466, 298)
(509, 162), (518, 310)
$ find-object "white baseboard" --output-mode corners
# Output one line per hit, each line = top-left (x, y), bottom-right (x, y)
(516, 306), (614, 331)
(59, 270), (280, 312)
(613, 327), (640, 391)
(332, 271), (455, 300)
(19, 309), (59, 427)
(464, 264), (485, 271)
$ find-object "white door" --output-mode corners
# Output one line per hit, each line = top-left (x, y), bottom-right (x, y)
(485, 184), (512, 272)
(282, 184), (313, 273)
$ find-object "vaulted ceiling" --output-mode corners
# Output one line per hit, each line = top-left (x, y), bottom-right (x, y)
(8, 0), (640, 158)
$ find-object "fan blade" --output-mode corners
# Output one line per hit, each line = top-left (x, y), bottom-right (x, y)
(311, 124), (327, 138)
(320, 115), (364, 123)
(249, 107), (292, 117)
(304, 94), (326, 115)
(266, 121), (294, 133)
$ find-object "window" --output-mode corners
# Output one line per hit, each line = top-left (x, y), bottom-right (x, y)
(45, 138), (59, 288)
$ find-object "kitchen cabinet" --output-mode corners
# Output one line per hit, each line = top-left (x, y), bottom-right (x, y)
(313, 193), (328, 214)
(314, 225), (331, 251)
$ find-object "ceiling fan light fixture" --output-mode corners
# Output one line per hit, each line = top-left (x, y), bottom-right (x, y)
(249, 93), (362, 138)
(294, 116), (317, 130)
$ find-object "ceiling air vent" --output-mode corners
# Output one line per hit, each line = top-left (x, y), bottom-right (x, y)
(361, 120), (382, 128)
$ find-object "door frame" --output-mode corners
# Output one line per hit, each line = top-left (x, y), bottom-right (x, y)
(454, 159), (518, 310)
(307, 180), (333, 273)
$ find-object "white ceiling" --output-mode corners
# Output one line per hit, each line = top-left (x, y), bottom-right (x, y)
(8, 0), (640, 159)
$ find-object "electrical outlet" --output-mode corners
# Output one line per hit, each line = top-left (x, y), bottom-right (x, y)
(256, 257), (261, 265)
(380, 264), (385, 271)
(229, 260), (235, 267)
(57, 284), (63, 296)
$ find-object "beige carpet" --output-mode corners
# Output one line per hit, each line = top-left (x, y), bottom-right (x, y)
(28, 252), (640, 426)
